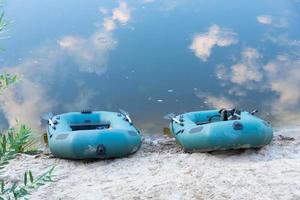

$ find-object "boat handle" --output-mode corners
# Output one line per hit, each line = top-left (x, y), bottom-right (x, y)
(164, 113), (183, 126)
(48, 119), (56, 130)
(119, 109), (133, 125)
(172, 118), (183, 126)
(251, 109), (258, 115)
(125, 115), (133, 125)
(175, 129), (184, 135)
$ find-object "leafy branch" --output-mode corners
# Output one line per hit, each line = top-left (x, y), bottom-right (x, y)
(0, 125), (55, 200)
(0, 4), (55, 200)
(0, 125), (35, 172)
(0, 10), (9, 50)
(0, 12), (7, 32)
(0, 167), (55, 200)
(0, 74), (18, 93)
(6, 125), (33, 153)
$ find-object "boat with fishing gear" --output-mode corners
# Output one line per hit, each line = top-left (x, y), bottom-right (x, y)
(165, 108), (273, 152)
(42, 110), (142, 159)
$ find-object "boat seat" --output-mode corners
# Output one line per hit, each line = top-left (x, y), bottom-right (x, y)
(195, 121), (210, 125)
(69, 121), (110, 131)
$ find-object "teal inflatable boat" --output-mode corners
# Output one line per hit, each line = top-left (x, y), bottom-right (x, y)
(44, 110), (142, 159)
(166, 109), (273, 152)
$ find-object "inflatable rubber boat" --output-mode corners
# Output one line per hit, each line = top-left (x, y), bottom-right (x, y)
(166, 109), (273, 152)
(44, 110), (142, 159)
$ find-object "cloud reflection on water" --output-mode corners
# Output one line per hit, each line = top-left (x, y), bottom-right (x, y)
(190, 24), (238, 62)
(1, 0), (300, 132)
(216, 48), (300, 124)
(0, 2), (131, 131)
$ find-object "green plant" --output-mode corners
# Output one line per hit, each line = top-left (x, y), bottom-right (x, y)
(0, 12), (7, 32)
(0, 9), (8, 52)
(0, 125), (54, 200)
(0, 125), (35, 172)
(0, 167), (55, 200)
(0, 8), (23, 181)
(6, 125), (34, 153)
(0, 134), (15, 172)
(0, 5), (54, 200)
(0, 2), (9, 34)
(0, 74), (18, 93)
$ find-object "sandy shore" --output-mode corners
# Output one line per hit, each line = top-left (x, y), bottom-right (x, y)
(2, 127), (300, 200)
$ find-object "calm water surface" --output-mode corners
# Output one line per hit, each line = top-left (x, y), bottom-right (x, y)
(1, 0), (300, 133)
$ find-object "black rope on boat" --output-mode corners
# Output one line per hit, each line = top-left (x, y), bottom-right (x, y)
(81, 110), (92, 114)
(175, 129), (184, 135)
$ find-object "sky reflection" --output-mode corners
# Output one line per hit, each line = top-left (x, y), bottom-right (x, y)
(1, 0), (300, 133)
